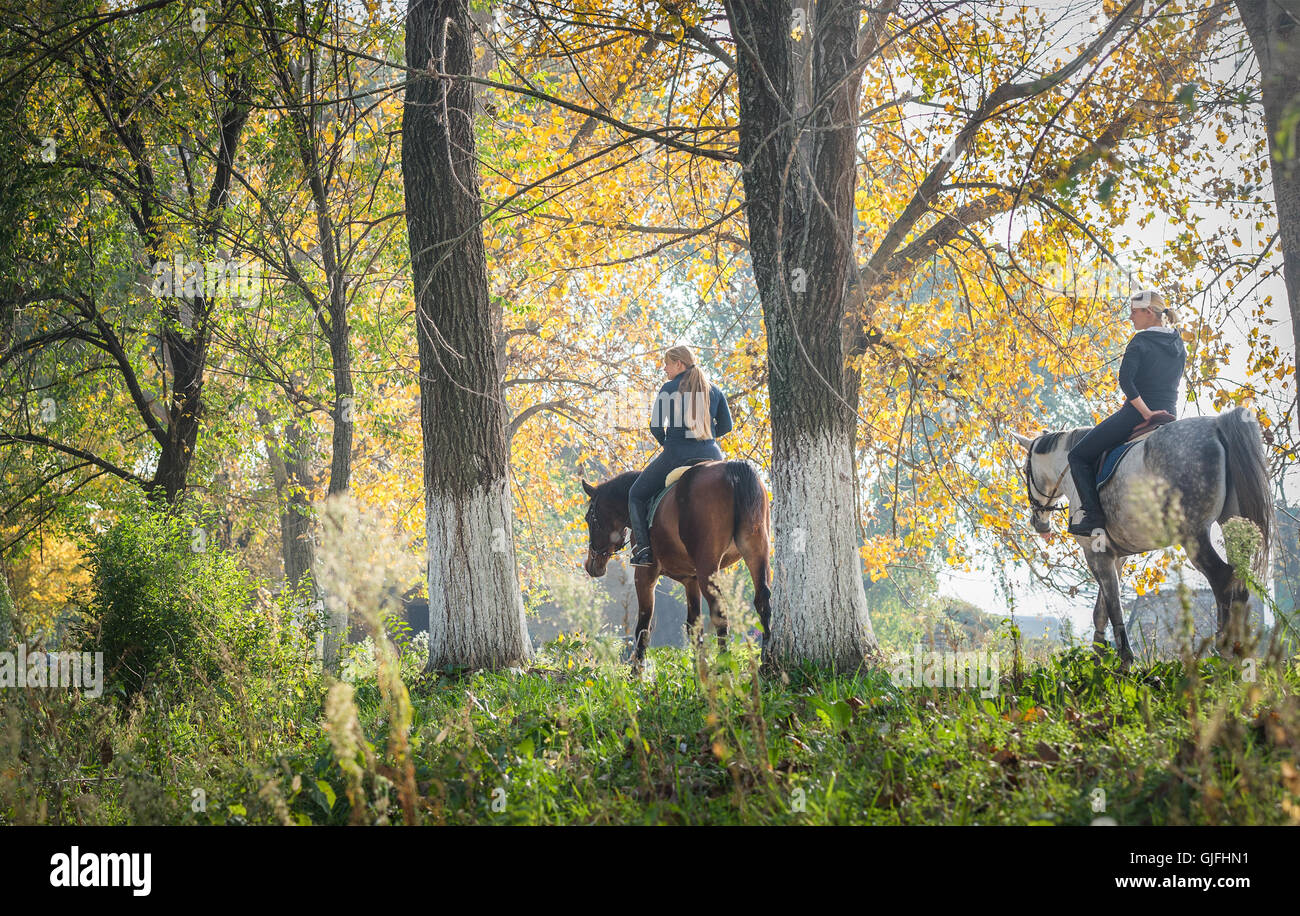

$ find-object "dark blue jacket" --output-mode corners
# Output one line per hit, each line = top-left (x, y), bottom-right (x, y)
(650, 372), (733, 450)
(1117, 327), (1186, 416)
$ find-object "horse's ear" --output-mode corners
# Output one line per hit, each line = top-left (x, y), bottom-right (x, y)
(1011, 431), (1035, 451)
(581, 479), (597, 497)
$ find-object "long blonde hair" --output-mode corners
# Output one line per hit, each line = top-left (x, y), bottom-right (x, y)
(666, 344), (712, 440)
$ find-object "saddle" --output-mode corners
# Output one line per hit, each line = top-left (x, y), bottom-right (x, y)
(1129, 409), (1175, 438)
(1096, 412), (1176, 490)
(647, 462), (710, 524)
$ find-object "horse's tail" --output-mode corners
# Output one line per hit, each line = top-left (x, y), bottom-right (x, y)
(1215, 407), (1273, 578)
(724, 460), (767, 542)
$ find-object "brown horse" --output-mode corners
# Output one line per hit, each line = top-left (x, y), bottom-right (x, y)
(581, 459), (772, 668)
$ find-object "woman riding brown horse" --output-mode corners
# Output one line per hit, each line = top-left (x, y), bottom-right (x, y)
(581, 353), (772, 665)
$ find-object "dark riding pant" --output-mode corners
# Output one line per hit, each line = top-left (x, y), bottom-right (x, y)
(1067, 402), (1143, 521)
(628, 440), (724, 552)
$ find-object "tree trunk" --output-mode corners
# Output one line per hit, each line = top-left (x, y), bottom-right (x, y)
(0, 560), (13, 647)
(148, 70), (249, 505)
(403, 0), (532, 670)
(257, 408), (317, 595)
(1, 89), (23, 648)
(327, 330), (354, 494)
(150, 326), (205, 504)
(725, 0), (879, 667)
(1239, 0), (1300, 367)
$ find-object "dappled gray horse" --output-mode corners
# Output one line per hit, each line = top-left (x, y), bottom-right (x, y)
(1014, 407), (1272, 667)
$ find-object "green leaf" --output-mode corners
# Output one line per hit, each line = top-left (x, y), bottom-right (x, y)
(809, 695), (853, 731)
(315, 779), (337, 812)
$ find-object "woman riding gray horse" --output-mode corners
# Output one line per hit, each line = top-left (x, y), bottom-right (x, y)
(1015, 293), (1271, 664)
(1067, 290), (1186, 536)
(628, 345), (733, 567)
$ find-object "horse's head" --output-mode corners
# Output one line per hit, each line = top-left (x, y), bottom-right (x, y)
(580, 478), (629, 577)
(1012, 431), (1068, 536)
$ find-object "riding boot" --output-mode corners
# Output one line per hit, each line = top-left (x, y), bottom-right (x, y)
(1066, 452), (1107, 536)
(628, 498), (654, 566)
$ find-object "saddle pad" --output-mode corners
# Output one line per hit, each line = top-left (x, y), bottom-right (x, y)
(1097, 425), (1162, 490)
(1097, 440), (1139, 490)
(648, 465), (697, 524)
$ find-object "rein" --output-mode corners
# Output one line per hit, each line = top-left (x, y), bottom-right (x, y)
(587, 540), (624, 560)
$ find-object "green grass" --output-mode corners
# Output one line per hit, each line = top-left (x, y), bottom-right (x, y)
(378, 639), (1299, 825)
(3, 633), (1298, 825)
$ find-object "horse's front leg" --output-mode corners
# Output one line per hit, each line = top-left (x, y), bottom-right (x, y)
(1091, 592), (1108, 652)
(631, 564), (660, 672)
(1086, 550), (1133, 669)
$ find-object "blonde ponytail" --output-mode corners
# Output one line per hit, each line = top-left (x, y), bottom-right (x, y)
(665, 344), (712, 440)
(1132, 289), (1179, 326)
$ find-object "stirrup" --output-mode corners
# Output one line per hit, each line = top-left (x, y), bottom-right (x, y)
(1067, 511), (1104, 536)
(630, 546), (655, 567)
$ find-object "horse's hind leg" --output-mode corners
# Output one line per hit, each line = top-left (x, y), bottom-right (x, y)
(739, 538), (772, 660)
(695, 563), (728, 651)
(1086, 550), (1132, 669)
(1189, 530), (1250, 654)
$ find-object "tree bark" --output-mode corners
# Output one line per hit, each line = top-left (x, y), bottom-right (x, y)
(404, 0), (532, 670)
(725, 0), (880, 667)
(1, 92), (25, 648)
(327, 326), (354, 495)
(150, 327), (206, 504)
(257, 408), (317, 595)
(0, 567), (13, 647)
(1238, 0), (1300, 369)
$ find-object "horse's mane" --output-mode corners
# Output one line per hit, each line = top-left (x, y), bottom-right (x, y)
(599, 471), (640, 501)
(1034, 428), (1088, 454)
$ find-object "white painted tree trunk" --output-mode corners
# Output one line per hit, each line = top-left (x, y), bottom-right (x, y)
(769, 426), (877, 667)
(426, 475), (532, 670)
(406, 0), (534, 672)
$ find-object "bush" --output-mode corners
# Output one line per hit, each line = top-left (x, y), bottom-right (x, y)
(83, 498), (316, 701)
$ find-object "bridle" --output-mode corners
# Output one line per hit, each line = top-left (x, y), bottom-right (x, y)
(584, 502), (626, 559)
(1023, 450), (1070, 515)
